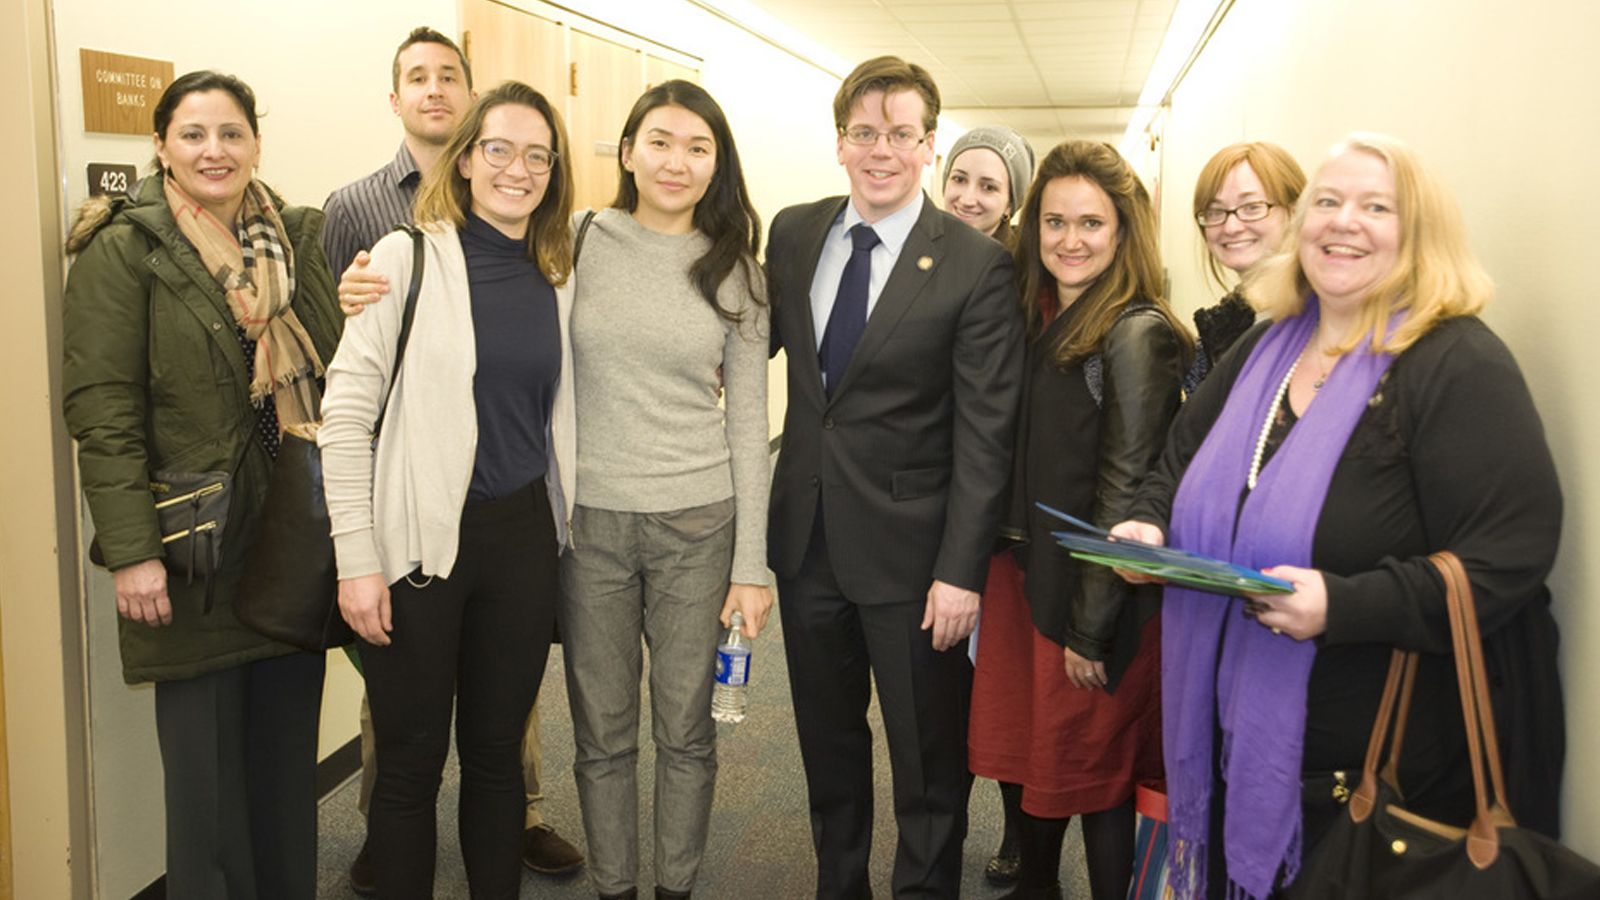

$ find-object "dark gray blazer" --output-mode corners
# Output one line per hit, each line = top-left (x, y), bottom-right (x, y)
(766, 194), (1025, 605)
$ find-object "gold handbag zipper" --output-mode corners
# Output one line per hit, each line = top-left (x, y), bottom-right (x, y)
(160, 519), (220, 543)
(151, 480), (225, 510)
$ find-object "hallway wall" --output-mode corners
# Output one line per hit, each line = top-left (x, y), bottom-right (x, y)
(1155, 0), (1600, 854)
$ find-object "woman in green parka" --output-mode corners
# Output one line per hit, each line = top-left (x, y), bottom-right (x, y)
(61, 71), (341, 900)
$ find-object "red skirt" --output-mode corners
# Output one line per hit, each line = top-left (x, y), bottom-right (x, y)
(969, 552), (1163, 818)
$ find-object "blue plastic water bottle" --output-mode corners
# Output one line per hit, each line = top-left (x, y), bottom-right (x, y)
(712, 611), (751, 723)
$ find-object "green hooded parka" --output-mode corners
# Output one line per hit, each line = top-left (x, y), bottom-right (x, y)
(62, 174), (343, 683)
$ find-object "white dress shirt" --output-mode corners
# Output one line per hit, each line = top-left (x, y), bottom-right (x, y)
(807, 193), (925, 351)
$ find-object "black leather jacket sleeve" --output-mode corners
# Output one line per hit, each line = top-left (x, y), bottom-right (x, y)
(1062, 310), (1184, 661)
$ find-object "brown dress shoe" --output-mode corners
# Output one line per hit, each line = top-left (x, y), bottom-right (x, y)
(348, 837), (377, 896)
(523, 823), (586, 875)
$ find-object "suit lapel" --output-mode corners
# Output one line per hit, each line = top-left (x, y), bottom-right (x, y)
(787, 197), (848, 408)
(828, 199), (944, 402)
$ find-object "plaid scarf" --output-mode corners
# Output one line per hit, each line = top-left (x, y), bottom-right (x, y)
(164, 176), (324, 428)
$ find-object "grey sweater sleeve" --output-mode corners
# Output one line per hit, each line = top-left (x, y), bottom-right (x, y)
(719, 263), (772, 585)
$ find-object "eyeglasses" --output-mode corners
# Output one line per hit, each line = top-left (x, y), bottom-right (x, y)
(476, 139), (557, 175)
(841, 125), (928, 151)
(1196, 201), (1276, 227)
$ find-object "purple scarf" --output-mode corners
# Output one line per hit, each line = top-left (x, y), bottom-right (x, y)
(1163, 300), (1398, 900)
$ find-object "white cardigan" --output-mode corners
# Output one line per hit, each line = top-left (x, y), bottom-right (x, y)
(319, 222), (577, 583)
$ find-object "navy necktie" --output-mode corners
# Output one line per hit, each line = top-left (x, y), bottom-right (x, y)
(819, 223), (880, 397)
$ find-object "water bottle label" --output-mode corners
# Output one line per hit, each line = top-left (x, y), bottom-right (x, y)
(715, 648), (750, 687)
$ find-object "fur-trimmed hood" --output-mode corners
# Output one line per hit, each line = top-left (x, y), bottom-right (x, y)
(64, 191), (126, 256)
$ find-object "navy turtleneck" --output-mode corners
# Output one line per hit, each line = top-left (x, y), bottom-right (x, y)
(460, 210), (560, 501)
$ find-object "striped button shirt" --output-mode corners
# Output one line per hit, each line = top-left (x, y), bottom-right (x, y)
(320, 144), (421, 273)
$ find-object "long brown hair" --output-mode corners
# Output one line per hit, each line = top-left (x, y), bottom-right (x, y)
(1014, 140), (1192, 366)
(412, 81), (575, 285)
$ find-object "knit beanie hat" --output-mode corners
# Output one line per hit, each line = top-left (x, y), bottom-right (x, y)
(943, 125), (1036, 214)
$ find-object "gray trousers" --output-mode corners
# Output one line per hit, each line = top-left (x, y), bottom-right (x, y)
(558, 501), (734, 896)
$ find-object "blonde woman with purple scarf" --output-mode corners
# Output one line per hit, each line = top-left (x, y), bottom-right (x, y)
(63, 71), (342, 899)
(1112, 133), (1565, 899)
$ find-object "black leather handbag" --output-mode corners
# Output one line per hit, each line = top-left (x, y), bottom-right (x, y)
(1288, 551), (1600, 900)
(235, 226), (425, 650)
(89, 469), (233, 613)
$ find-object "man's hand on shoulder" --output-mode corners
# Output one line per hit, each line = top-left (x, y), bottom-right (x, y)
(339, 250), (391, 316)
(921, 579), (979, 651)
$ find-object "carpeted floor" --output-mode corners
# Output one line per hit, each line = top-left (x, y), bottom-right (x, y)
(314, 602), (1090, 899)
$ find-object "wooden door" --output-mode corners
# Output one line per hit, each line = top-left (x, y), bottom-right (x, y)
(460, 0), (566, 106)
(568, 30), (643, 211)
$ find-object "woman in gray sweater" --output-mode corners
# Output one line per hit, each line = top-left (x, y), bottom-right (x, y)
(562, 80), (770, 900)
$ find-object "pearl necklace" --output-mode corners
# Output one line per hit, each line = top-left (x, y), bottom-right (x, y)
(1248, 358), (1299, 490)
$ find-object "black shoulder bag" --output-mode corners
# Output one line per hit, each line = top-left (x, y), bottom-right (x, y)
(1287, 552), (1600, 899)
(236, 226), (426, 650)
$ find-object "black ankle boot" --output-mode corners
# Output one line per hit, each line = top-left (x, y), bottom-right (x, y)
(656, 889), (690, 900)
(599, 890), (637, 900)
(986, 840), (1021, 885)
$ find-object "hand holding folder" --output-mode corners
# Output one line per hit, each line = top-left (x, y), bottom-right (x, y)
(1037, 504), (1293, 597)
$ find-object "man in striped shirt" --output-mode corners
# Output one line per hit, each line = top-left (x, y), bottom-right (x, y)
(321, 26), (471, 273)
(323, 26), (586, 895)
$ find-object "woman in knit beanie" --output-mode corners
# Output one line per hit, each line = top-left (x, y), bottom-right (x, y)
(943, 124), (1036, 247)
(942, 123), (1037, 887)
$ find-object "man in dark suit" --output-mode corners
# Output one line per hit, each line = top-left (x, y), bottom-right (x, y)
(766, 56), (1025, 898)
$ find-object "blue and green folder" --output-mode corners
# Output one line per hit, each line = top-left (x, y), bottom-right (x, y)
(1038, 504), (1293, 598)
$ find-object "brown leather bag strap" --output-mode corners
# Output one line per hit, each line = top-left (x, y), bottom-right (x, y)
(1350, 647), (1415, 822)
(1431, 550), (1513, 869)
(1379, 651), (1419, 792)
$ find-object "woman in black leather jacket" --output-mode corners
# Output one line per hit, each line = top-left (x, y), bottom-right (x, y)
(967, 140), (1191, 900)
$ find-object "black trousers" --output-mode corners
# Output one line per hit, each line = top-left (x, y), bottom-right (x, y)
(362, 483), (559, 900)
(153, 648), (325, 900)
(778, 517), (974, 899)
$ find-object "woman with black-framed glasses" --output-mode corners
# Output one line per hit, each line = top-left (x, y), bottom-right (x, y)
(1187, 143), (1307, 385)
(319, 81), (576, 900)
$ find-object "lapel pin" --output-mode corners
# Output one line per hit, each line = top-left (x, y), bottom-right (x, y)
(917, 255), (934, 271)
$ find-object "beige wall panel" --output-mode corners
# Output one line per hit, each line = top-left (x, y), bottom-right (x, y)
(461, 0), (566, 99)
(1158, 0), (1600, 854)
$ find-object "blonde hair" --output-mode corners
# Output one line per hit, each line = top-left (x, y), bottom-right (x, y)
(1247, 132), (1493, 355)
(1014, 140), (1193, 366)
(412, 81), (575, 284)
(1192, 142), (1306, 289)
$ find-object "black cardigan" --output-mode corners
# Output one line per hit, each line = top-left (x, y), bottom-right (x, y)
(1007, 299), (1184, 687)
(1129, 315), (1565, 837)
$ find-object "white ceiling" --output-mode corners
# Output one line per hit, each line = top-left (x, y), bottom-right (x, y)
(734, 0), (1178, 146)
